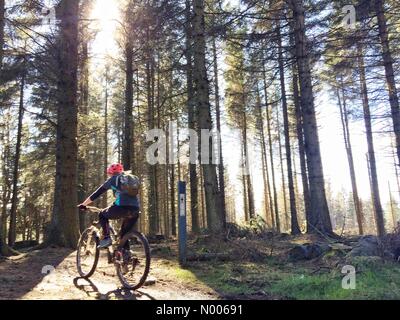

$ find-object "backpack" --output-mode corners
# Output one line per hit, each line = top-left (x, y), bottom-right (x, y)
(116, 172), (141, 197)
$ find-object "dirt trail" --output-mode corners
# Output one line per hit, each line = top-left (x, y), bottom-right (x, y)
(0, 247), (220, 300)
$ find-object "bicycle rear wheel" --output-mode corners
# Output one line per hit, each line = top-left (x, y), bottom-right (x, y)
(115, 231), (151, 290)
(76, 227), (100, 278)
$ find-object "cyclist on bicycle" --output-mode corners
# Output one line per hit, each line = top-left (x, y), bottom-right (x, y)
(78, 163), (140, 249)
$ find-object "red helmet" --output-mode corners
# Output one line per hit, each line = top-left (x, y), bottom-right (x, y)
(107, 163), (124, 175)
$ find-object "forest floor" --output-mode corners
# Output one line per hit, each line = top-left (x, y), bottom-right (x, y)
(1, 232), (400, 300)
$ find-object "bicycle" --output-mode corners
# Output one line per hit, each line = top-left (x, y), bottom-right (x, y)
(76, 206), (151, 290)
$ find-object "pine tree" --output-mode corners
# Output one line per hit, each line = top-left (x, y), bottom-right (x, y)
(193, 0), (223, 233)
(290, 0), (333, 235)
(48, 0), (80, 248)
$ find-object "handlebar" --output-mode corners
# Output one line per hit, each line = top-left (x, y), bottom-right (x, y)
(78, 205), (102, 214)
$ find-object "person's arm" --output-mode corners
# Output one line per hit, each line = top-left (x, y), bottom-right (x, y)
(79, 177), (114, 207)
(89, 186), (108, 202)
(80, 186), (107, 206)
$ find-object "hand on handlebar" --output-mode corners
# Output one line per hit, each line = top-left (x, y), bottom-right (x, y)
(78, 204), (87, 211)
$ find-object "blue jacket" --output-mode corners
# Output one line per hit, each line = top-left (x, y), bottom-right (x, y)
(89, 174), (140, 208)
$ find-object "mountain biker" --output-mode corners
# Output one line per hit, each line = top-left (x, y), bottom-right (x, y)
(78, 163), (140, 250)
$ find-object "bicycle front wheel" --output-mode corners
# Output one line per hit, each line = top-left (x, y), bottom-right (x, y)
(115, 231), (151, 290)
(76, 227), (100, 278)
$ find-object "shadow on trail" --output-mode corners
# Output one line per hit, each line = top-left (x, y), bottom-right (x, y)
(73, 277), (156, 300)
(149, 240), (277, 300)
(0, 247), (73, 299)
(182, 262), (276, 300)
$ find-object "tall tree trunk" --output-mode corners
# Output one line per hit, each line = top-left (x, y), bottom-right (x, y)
(257, 91), (273, 226)
(0, 7), (5, 256)
(336, 79), (364, 235)
(117, 127), (122, 164)
(193, 0), (223, 233)
(276, 106), (289, 232)
(0, 6), (4, 258)
(277, 24), (300, 234)
(267, 107), (280, 231)
(169, 120), (177, 236)
(177, 125), (182, 182)
(35, 210), (40, 242)
(263, 66), (279, 231)
(260, 143), (270, 223)
(212, 33), (227, 228)
(77, 38), (89, 233)
(293, 67), (311, 229)
(147, 90), (157, 235)
(0, 0), (4, 71)
(155, 60), (161, 233)
(241, 142), (249, 222)
(366, 154), (377, 234)
(170, 165), (177, 237)
(292, 145), (302, 224)
(357, 44), (385, 236)
(199, 165), (206, 229)
(146, 42), (158, 236)
(77, 160), (86, 233)
(8, 68), (25, 247)
(185, 0), (199, 233)
(1, 126), (11, 255)
(102, 69), (109, 208)
(290, 17), (311, 228)
(123, 40), (133, 171)
(49, 0), (80, 248)
(374, 0), (400, 169)
(164, 162), (170, 237)
(242, 107), (255, 220)
(0, 6), (4, 257)
(290, 0), (332, 234)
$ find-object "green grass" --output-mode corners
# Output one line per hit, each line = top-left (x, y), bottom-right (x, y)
(180, 258), (400, 300)
(172, 267), (199, 283)
(271, 265), (400, 299)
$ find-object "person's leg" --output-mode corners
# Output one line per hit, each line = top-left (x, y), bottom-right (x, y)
(98, 206), (131, 248)
(119, 209), (139, 250)
(98, 207), (112, 239)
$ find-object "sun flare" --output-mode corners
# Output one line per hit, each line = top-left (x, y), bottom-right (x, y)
(90, 0), (120, 54)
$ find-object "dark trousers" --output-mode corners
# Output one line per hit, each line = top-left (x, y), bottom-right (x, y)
(99, 205), (139, 244)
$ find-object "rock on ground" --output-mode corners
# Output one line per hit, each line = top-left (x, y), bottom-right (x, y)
(347, 235), (381, 257)
(288, 243), (331, 261)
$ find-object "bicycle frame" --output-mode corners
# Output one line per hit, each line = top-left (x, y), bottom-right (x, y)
(106, 225), (119, 264)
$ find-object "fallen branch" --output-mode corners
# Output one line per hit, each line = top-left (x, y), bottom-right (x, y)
(27, 241), (51, 252)
(0, 243), (22, 257)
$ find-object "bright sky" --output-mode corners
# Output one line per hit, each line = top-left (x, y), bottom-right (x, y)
(89, 0), (398, 222)
(317, 90), (396, 206)
(90, 0), (120, 57)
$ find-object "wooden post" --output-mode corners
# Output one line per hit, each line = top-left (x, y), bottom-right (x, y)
(178, 181), (187, 266)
